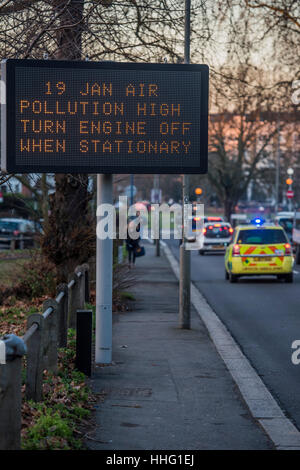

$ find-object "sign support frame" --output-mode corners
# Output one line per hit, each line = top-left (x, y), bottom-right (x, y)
(1, 54), (209, 363)
(95, 173), (113, 364)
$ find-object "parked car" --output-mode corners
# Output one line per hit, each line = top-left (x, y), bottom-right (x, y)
(0, 218), (37, 249)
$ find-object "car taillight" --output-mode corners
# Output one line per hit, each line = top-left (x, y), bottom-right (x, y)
(202, 228), (207, 234)
(13, 230), (20, 236)
(285, 243), (292, 255)
(229, 228), (234, 234)
(233, 244), (240, 256)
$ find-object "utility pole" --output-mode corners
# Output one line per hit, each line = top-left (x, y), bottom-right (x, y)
(275, 115), (280, 214)
(287, 167), (294, 213)
(179, 0), (191, 329)
(154, 174), (160, 256)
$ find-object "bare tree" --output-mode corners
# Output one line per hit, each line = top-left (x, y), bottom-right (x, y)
(208, 62), (287, 220)
(0, 0), (298, 246)
(0, 1), (212, 62)
(0, 0), (214, 280)
(244, 0), (299, 31)
(244, 0), (300, 72)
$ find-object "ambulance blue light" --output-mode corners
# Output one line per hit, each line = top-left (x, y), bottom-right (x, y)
(251, 217), (265, 226)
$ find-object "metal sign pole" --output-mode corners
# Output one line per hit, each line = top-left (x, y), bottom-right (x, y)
(179, 0), (191, 329)
(154, 174), (160, 256)
(95, 173), (113, 364)
(275, 115), (280, 214)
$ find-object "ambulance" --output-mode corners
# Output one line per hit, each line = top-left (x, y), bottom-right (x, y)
(225, 219), (294, 283)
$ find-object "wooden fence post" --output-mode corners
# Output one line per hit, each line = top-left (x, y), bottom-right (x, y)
(68, 275), (78, 329)
(26, 314), (45, 401)
(43, 299), (58, 374)
(56, 283), (68, 348)
(0, 357), (22, 449)
(68, 268), (85, 329)
(81, 263), (90, 303)
(75, 265), (86, 309)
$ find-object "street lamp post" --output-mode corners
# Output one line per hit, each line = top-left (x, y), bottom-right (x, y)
(287, 168), (294, 212)
(154, 174), (160, 257)
(275, 117), (280, 214)
(179, 0), (191, 329)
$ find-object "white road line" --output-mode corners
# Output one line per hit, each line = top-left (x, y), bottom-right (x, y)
(293, 270), (299, 274)
(162, 242), (300, 450)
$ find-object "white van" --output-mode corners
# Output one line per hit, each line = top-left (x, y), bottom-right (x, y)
(274, 212), (294, 243)
(291, 213), (300, 263)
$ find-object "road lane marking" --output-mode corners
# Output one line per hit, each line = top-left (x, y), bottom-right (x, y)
(162, 241), (300, 450)
(293, 270), (299, 274)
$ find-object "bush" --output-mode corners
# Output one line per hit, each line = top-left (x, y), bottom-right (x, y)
(113, 262), (135, 306)
(23, 408), (74, 450)
(12, 252), (57, 299)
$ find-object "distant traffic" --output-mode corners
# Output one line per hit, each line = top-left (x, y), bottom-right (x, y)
(188, 210), (300, 283)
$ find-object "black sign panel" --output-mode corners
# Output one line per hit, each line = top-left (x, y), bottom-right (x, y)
(1, 59), (208, 174)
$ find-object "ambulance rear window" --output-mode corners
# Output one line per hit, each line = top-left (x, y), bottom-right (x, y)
(237, 229), (287, 244)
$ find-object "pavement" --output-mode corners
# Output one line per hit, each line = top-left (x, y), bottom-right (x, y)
(166, 239), (300, 435)
(86, 242), (273, 450)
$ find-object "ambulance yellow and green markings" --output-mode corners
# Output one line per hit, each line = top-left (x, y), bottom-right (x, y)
(225, 220), (294, 283)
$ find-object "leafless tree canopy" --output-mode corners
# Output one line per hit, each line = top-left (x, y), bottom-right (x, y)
(0, 0), (212, 62)
(0, 0), (298, 219)
(0, 0), (297, 108)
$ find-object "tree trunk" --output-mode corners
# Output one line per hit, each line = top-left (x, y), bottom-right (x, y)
(42, 174), (94, 282)
(54, 0), (84, 61)
(42, 1), (93, 282)
(224, 198), (235, 223)
(41, 174), (49, 225)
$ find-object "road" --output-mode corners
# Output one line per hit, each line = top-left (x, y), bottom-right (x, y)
(166, 238), (300, 430)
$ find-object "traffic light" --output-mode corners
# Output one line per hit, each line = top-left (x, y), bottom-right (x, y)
(195, 187), (202, 195)
(286, 178), (293, 185)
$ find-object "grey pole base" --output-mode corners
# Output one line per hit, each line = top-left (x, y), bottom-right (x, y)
(179, 243), (191, 329)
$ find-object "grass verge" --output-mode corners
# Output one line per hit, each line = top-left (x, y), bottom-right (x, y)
(21, 329), (96, 450)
